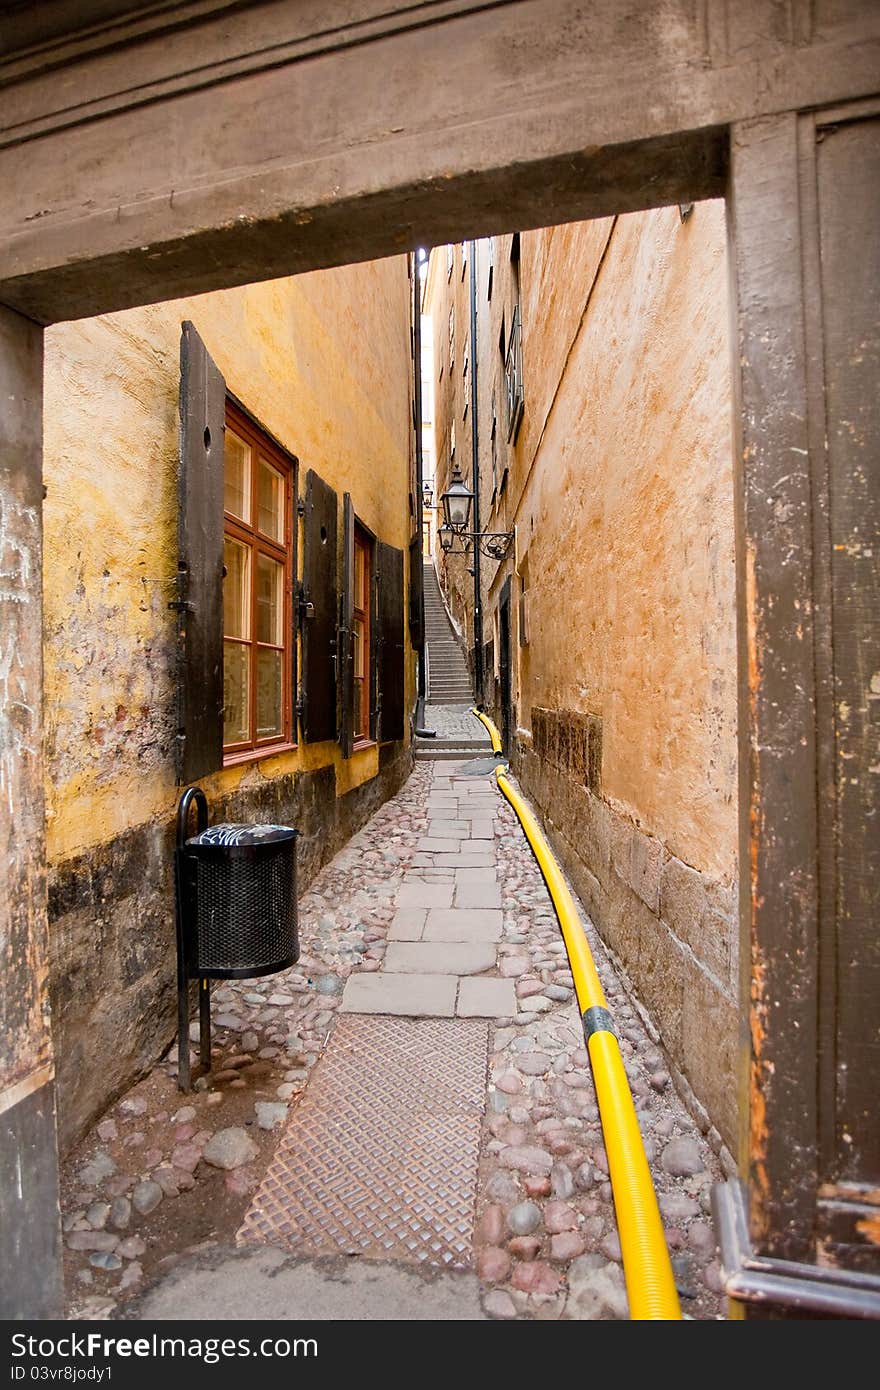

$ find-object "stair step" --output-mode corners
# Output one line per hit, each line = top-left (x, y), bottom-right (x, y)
(415, 747), (497, 761)
(423, 564), (476, 707)
(415, 738), (488, 750)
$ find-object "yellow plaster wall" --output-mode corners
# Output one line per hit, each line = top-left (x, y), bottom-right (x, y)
(43, 258), (414, 863)
(509, 203), (736, 878)
(426, 205), (736, 882)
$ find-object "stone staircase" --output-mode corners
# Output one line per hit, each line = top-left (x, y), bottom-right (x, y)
(423, 562), (473, 703)
(416, 562), (491, 761)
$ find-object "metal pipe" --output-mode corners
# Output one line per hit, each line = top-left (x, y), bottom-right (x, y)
(413, 250), (427, 702)
(473, 709), (681, 1320)
(469, 239), (484, 703)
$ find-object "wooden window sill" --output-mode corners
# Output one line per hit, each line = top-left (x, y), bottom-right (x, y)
(223, 741), (297, 768)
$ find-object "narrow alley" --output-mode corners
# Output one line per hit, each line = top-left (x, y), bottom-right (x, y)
(61, 726), (727, 1322)
(2, 3), (877, 1334)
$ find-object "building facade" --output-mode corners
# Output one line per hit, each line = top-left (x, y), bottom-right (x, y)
(43, 258), (418, 1149)
(425, 207), (739, 1148)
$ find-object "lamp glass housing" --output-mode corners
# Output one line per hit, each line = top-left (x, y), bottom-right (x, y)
(441, 469), (474, 532)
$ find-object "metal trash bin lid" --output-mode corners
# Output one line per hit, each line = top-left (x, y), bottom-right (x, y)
(186, 822), (297, 847)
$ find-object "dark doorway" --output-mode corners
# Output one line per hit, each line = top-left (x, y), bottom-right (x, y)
(498, 576), (513, 756)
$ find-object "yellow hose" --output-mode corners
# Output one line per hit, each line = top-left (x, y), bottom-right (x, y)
(472, 706), (503, 755)
(473, 709), (681, 1320)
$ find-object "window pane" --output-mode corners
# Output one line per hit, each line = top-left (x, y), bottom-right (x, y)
(353, 617), (364, 679)
(223, 641), (250, 744)
(223, 538), (250, 638)
(256, 649), (283, 739)
(256, 553), (284, 645)
(354, 541), (366, 612)
(353, 679), (365, 739)
(225, 429), (251, 521)
(258, 458), (285, 541)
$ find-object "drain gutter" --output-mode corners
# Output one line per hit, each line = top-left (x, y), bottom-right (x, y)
(473, 708), (681, 1320)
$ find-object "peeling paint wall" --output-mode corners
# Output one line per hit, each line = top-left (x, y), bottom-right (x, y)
(426, 205), (739, 1145)
(43, 258), (415, 1146)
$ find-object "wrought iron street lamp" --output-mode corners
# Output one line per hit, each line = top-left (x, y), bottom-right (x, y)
(438, 464), (513, 560)
(441, 464), (473, 532)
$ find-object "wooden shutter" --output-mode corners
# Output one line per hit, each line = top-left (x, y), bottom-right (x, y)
(339, 493), (355, 759)
(301, 468), (338, 743)
(408, 534), (424, 649)
(812, 112), (880, 1253)
(176, 320), (225, 784)
(376, 540), (405, 742)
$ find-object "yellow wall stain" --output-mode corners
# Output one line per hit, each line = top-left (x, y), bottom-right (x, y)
(43, 259), (415, 863)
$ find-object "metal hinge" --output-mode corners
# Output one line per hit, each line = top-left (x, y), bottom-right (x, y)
(168, 568), (194, 613)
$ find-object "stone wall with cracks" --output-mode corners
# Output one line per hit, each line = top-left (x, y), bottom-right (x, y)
(515, 744), (738, 1152)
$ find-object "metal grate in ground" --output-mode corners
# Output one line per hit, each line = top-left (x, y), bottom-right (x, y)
(238, 1014), (488, 1269)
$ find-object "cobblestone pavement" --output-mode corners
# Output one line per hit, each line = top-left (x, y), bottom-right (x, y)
(60, 750), (729, 1321)
(420, 702), (492, 742)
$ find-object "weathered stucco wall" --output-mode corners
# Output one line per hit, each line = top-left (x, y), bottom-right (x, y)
(426, 204), (739, 1146)
(425, 244), (475, 652)
(43, 258), (415, 1147)
(517, 204), (736, 879)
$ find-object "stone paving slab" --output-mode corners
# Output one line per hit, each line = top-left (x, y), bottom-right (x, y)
(384, 941), (497, 975)
(60, 750), (728, 1323)
(432, 852), (496, 868)
(341, 972), (457, 1016)
(388, 907), (427, 940)
(424, 908), (503, 943)
(454, 868), (499, 884)
(398, 882), (455, 909)
(454, 883), (503, 909)
(423, 704), (492, 742)
(418, 837), (464, 853)
(457, 977), (518, 1018)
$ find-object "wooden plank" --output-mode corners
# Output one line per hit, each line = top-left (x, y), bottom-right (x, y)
(16, 0), (880, 320)
(408, 533), (424, 649)
(339, 493), (354, 759)
(301, 469), (338, 744)
(376, 540), (405, 742)
(728, 113), (820, 1264)
(0, 304), (51, 1090)
(814, 113), (880, 1204)
(176, 320), (225, 784)
(0, 303), (62, 1317)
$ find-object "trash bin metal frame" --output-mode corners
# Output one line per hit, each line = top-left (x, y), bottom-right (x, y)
(174, 786), (211, 1092)
(173, 786), (299, 1092)
(178, 837), (299, 979)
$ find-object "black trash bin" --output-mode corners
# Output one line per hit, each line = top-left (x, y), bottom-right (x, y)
(174, 787), (299, 1090)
